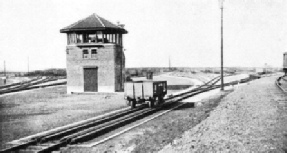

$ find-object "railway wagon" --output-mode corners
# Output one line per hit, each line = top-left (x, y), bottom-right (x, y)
(124, 80), (167, 108)
(284, 52), (287, 75)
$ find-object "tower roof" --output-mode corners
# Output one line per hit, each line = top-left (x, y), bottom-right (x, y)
(60, 13), (127, 34)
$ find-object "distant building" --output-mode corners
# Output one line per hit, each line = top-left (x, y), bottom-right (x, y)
(255, 67), (264, 73)
(60, 13), (128, 94)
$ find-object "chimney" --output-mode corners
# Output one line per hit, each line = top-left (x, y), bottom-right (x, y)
(117, 21), (125, 28)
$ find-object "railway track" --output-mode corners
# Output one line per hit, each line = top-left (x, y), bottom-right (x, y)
(0, 77), (66, 95)
(0, 77), (40, 90)
(1, 75), (250, 153)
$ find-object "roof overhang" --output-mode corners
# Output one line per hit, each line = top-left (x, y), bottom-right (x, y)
(60, 27), (128, 34)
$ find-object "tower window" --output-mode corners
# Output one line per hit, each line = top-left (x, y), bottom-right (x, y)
(83, 50), (89, 58)
(91, 49), (97, 58)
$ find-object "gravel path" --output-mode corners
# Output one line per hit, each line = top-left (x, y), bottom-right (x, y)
(160, 75), (287, 152)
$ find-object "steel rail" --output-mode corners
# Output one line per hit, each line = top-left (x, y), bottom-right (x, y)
(0, 77), (62, 95)
(0, 77), (45, 93)
(164, 76), (221, 101)
(78, 103), (187, 147)
(65, 108), (153, 143)
(28, 108), (155, 153)
(37, 106), (145, 143)
(0, 77), (40, 90)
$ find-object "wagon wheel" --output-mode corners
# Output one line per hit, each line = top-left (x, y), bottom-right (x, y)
(148, 99), (154, 108)
(126, 100), (131, 106)
(131, 100), (136, 109)
(154, 97), (159, 107)
(159, 96), (164, 104)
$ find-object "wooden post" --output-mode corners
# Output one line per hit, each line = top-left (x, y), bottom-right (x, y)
(72, 33), (75, 43)
(95, 32), (98, 43)
(120, 34), (122, 46)
(119, 34), (121, 46)
(117, 34), (119, 45)
(102, 32), (104, 43)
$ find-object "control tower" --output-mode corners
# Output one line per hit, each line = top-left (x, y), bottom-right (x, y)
(60, 13), (128, 94)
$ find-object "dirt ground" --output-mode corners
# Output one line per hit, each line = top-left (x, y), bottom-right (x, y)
(0, 86), (127, 149)
(160, 74), (287, 152)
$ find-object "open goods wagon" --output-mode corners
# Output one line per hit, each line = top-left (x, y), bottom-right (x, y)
(124, 80), (167, 108)
(284, 52), (287, 75)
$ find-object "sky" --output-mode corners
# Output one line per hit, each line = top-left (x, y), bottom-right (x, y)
(0, 0), (286, 72)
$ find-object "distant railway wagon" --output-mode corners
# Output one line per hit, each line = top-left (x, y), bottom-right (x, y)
(124, 80), (167, 108)
(284, 52), (287, 75)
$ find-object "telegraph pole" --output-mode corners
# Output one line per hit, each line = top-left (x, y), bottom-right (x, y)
(220, 0), (224, 90)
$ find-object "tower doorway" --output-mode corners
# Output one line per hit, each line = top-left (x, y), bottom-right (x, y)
(84, 68), (98, 92)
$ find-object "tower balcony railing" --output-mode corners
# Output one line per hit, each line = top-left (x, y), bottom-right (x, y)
(67, 33), (123, 46)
